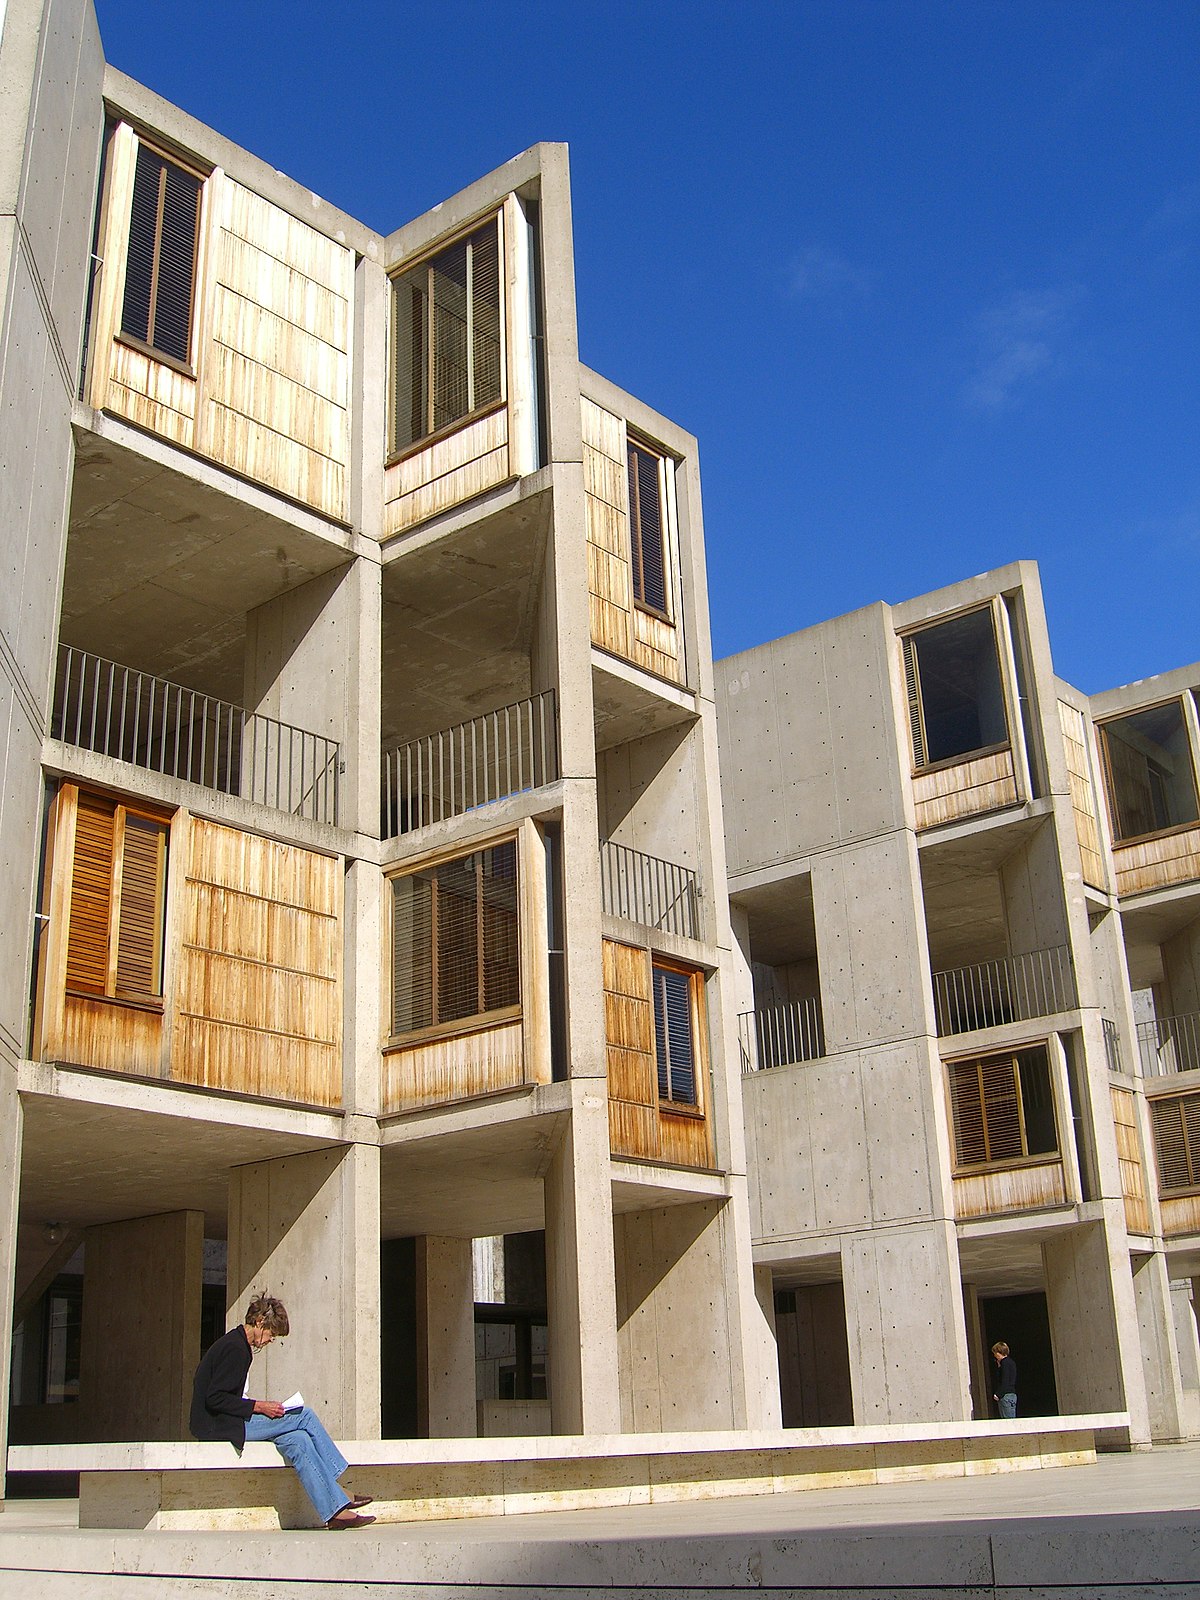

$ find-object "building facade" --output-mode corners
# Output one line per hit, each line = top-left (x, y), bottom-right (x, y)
(0, 0), (776, 1475)
(718, 563), (1200, 1445)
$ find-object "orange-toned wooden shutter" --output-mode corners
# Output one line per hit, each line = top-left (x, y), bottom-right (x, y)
(66, 793), (116, 994)
(114, 814), (168, 998)
(980, 1053), (1023, 1162)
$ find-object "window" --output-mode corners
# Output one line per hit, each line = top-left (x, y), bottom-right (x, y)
(65, 789), (169, 1003)
(627, 438), (669, 615)
(653, 961), (700, 1107)
(391, 217), (503, 453)
(120, 141), (203, 366)
(902, 607), (1008, 769)
(390, 840), (519, 1037)
(947, 1046), (1058, 1169)
(1151, 1093), (1200, 1194)
(1099, 698), (1199, 843)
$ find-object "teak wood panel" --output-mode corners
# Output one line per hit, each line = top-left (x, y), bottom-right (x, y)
(1058, 701), (1107, 890)
(381, 1018), (524, 1114)
(174, 818), (341, 1106)
(951, 1159), (1066, 1219)
(603, 938), (714, 1169)
(1112, 826), (1200, 896)
(913, 749), (1019, 831)
(384, 417), (511, 537)
(583, 398), (684, 686)
(1111, 1086), (1151, 1235)
(1159, 1194), (1200, 1238)
(90, 125), (353, 520)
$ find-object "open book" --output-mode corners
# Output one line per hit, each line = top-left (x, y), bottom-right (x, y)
(282, 1392), (304, 1412)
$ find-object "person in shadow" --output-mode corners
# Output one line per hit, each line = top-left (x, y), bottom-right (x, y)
(991, 1340), (1018, 1419)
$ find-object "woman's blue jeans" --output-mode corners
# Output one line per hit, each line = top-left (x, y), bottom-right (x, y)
(244, 1406), (350, 1523)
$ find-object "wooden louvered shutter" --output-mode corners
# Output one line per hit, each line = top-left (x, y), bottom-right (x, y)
(654, 964), (696, 1105)
(431, 237), (469, 433)
(628, 441), (667, 615)
(391, 872), (433, 1033)
(1152, 1096), (1199, 1192)
(114, 814), (167, 998)
(121, 144), (201, 365)
(66, 793), (117, 995)
(948, 1059), (987, 1166)
(902, 635), (926, 769)
(980, 1054), (1023, 1161)
(470, 219), (502, 412)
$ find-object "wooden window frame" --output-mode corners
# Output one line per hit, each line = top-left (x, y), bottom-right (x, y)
(116, 135), (205, 374)
(1150, 1091), (1200, 1197)
(626, 434), (673, 623)
(387, 833), (521, 1047)
(1096, 696), (1200, 848)
(63, 786), (171, 1011)
(900, 603), (1011, 775)
(946, 1046), (1060, 1175)
(388, 212), (506, 463)
(652, 957), (706, 1115)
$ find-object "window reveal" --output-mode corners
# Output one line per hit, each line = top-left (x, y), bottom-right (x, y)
(120, 142), (202, 365)
(65, 790), (169, 1002)
(391, 217), (503, 453)
(947, 1046), (1058, 1169)
(902, 606), (1008, 770)
(653, 961), (699, 1107)
(627, 438), (669, 615)
(391, 840), (519, 1037)
(1099, 698), (1199, 844)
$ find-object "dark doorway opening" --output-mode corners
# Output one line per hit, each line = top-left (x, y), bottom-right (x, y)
(980, 1290), (1058, 1418)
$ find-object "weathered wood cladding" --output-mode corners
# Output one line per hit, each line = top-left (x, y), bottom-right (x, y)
(1159, 1193), (1200, 1238)
(603, 938), (714, 1169)
(912, 749), (1019, 831)
(89, 124), (353, 519)
(583, 398), (685, 685)
(36, 793), (343, 1107)
(1111, 825), (1200, 896)
(382, 1018), (524, 1114)
(951, 1158), (1066, 1219)
(1111, 1086), (1151, 1235)
(383, 408), (510, 536)
(1058, 701), (1106, 890)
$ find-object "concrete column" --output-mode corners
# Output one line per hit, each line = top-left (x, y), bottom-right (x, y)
(1131, 1251), (1188, 1441)
(1043, 1214), (1150, 1445)
(343, 857), (384, 1119)
(1171, 1279), (1200, 1438)
(543, 1088), (620, 1434)
(841, 1221), (972, 1423)
(227, 1142), (380, 1439)
(416, 1236), (476, 1437)
(961, 1281), (990, 1420)
(78, 1210), (203, 1442)
(0, 1073), (23, 1497)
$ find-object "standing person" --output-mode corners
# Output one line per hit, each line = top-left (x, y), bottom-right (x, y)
(190, 1293), (375, 1530)
(991, 1341), (1018, 1419)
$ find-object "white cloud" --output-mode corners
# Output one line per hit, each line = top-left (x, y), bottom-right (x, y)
(786, 245), (869, 302)
(963, 287), (1078, 411)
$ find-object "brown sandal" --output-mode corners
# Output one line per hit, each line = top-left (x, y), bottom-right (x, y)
(327, 1509), (375, 1530)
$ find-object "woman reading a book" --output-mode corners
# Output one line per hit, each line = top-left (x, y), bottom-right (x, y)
(189, 1292), (375, 1529)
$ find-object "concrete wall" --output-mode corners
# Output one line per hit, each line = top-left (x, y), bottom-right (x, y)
(1162, 918), (1200, 1016)
(78, 1209), (203, 1441)
(415, 1236), (475, 1438)
(999, 819), (1070, 956)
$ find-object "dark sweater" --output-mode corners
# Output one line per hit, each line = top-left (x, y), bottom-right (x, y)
(190, 1326), (256, 1444)
(996, 1355), (1017, 1396)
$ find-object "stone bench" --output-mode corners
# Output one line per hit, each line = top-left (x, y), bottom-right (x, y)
(7, 1413), (1130, 1531)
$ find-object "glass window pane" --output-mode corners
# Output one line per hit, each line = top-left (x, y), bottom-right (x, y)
(1102, 700), (1199, 842)
(910, 608), (1007, 766)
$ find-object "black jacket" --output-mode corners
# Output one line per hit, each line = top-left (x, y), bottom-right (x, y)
(190, 1326), (255, 1445)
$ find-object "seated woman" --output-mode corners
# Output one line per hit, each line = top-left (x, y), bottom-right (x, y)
(190, 1292), (374, 1530)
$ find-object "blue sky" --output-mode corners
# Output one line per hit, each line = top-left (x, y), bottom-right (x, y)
(93, 1), (1198, 693)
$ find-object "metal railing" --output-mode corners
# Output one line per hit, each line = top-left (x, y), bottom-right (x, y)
(739, 997), (826, 1073)
(931, 944), (1077, 1037)
(1137, 1013), (1200, 1077)
(52, 646), (340, 824)
(599, 838), (699, 940)
(1102, 1017), (1125, 1075)
(382, 690), (559, 838)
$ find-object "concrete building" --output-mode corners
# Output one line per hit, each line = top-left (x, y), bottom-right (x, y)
(717, 562), (1200, 1446)
(0, 0), (777, 1483)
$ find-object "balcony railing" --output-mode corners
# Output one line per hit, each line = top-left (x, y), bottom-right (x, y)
(599, 839), (699, 940)
(931, 944), (1077, 1037)
(739, 997), (826, 1073)
(382, 690), (559, 838)
(52, 646), (340, 824)
(1102, 1017), (1125, 1075)
(1137, 1013), (1200, 1078)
